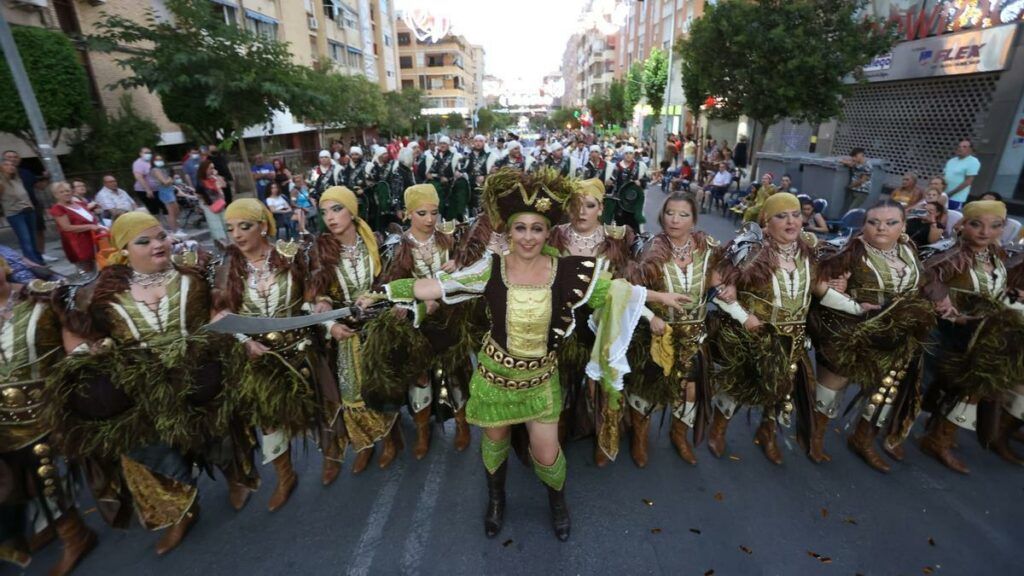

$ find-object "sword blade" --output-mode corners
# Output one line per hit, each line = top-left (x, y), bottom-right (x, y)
(203, 307), (357, 335)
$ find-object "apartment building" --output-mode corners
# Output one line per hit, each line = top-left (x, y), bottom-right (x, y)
(395, 16), (485, 120)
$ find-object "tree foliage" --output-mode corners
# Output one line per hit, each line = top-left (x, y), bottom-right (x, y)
(293, 67), (383, 133)
(379, 88), (425, 136)
(444, 113), (467, 131)
(65, 94), (161, 174)
(625, 62), (645, 114)
(587, 93), (611, 127)
(549, 108), (579, 130)
(90, 0), (312, 154)
(608, 78), (628, 126)
(677, 0), (896, 127)
(0, 26), (91, 154)
(643, 48), (669, 126)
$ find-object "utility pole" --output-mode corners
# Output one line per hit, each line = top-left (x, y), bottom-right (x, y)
(0, 8), (65, 181)
(658, 9), (678, 167)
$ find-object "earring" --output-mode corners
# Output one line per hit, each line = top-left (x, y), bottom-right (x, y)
(261, 230), (267, 237)
(120, 249), (128, 256)
(899, 232), (909, 244)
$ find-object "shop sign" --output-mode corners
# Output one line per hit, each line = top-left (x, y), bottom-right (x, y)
(861, 23), (1016, 82)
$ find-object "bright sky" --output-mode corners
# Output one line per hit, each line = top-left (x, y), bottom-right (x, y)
(395, 0), (590, 91)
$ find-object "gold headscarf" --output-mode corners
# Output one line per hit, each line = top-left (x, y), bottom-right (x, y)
(759, 192), (801, 224)
(962, 200), (1007, 221)
(108, 212), (161, 265)
(225, 198), (276, 238)
(320, 186), (381, 277)
(404, 184), (439, 215)
(578, 178), (605, 202)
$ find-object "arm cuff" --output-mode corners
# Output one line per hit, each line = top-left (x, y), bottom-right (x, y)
(820, 288), (864, 316)
(714, 297), (749, 325)
(641, 306), (655, 322)
(385, 278), (416, 302)
(234, 333), (251, 344)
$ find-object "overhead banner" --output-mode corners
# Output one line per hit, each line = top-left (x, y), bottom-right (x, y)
(861, 23), (1017, 83)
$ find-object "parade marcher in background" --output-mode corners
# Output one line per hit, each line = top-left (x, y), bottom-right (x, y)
(414, 142), (432, 184)
(362, 184), (476, 459)
(387, 147), (417, 223)
(427, 137), (463, 221)
(808, 200), (935, 472)
(579, 145), (609, 181)
(457, 135), (492, 214)
(623, 192), (726, 468)
(311, 187), (402, 474)
(995, 243), (1024, 464)
(604, 146), (649, 232)
(380, 168), (684, 541)
(739, 173), (779, 223)
(547, 179), (636, 466)
(491, 141), (533, 173)
(708, 193), (827, 464)
(364, 146), (394, 232)
(542, 143), (573, 177)
(343, 147), (368, 220)
(0, 260), (97, 575)
(214, 200), (328, 507)
(309, 150), (343, 202)
(919, 200), (1024, 473)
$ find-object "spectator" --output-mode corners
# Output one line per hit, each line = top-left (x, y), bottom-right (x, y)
(70, 179), (91, 204)
(944, 139), (981, 210)
(290, 174), (316, 235)
(777, 174), (797, 194)
(48, 181), (103, 272)
(840, 147), (872, 210)
(733, 136), (749, 169)
(0, 158), (45, 265)
(264, 182), (295, 240)
(151, 154), (185, 238)
(673, 160), (695, 192)
(889, 172), (922, 208)
(570, 140), (588, 170)
(195, 160), (228, 243)
(682, 137), (697, 167)
(705, 162), (733, 213)
(980, 191), (1003, 201)
(132, 146), (164, 216)
(920, 185), (949, 209)
(95, 175), (141, 221)
(906, 201), (946, 245)
(182, 147), (203, 188)
(250, 153), (275, 203)
(800, 197), (829, 235)
(208, 144), (234, 203)
(272, 158), (292, 190)
(0, 244), (56, 282)
(2, 151), (50, 262)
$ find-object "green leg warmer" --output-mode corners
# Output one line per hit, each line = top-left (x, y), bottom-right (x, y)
(481, 435), (510, 474)
(532, 449), (567, 491)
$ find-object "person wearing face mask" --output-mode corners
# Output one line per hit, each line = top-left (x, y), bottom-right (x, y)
(361, 184), (479, 459)
(182, 148), (202, 189)
(150, 154), (185, 238)
(132, 147), (164, 217)
(918, 200), (1024, 473)
(379, 168), (684, 541)
(807, 200), (935, 472)
(708, 193), (832, 464)
(51, 213), (250, 557)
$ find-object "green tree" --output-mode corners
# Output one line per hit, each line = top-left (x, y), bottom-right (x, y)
(380, 88), (424, 136)
(625, 62), (644, 114)
(476, 107), (496, 134)
(65, 94), (161, 175)
(0, 26), (91, 156)
(293, 67), (383, 143)
(643, 48), (669, 126)
(608, 78), (627, 126)
(587, 93), (611, 127)
(677, 0), (896, 164)
(549, 108), (578, 130)
(91, 0), (313, 161)
(445, 113), (467, 132)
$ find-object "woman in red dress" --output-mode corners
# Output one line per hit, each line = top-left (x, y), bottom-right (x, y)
(48, 180), (103, 271)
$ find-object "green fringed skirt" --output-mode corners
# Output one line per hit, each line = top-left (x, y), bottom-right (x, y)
(232, 337), (320, 436)
(465, 346), (561, 428)
(709, 314), (808, 408)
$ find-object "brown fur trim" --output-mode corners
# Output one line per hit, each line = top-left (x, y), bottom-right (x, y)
(454, 213), (496, 268)
(550, 223), (635, 277)
(378, 231), (455, 284)
(718, 235), (815, 288)
(817, 236), (867, 281)
(628, 231), (717, 289)
(216, 244), (304, 313)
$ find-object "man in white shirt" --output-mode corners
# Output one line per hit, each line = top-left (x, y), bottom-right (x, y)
(94, 174), (141, 220)
(944, 139), (981, 210)
(705, 162), (734, 212)
(570, 140), (588, 170)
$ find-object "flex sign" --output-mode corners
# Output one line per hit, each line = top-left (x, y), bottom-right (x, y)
(861, 24), (1017, 82)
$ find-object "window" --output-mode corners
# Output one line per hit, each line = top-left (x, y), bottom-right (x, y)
(343, 9), (357, 29)
(245, 13), (278, 40)
(402, 79), (414, 89)
(384, 34), (391, 47)
(347, 49), (362, 68)
(430, 76), (443, 89)
(329, 41), (345, 64)
(398, 32), (410, 46)
(419, 75), (428, 90)
(416, 53), (425, 67)
(323, 0), (340, 20)
(427, 54), (444, 67)
(453, 76), (462, 89)
(212, 3), (238, 26)
(400, 56), (413, 69)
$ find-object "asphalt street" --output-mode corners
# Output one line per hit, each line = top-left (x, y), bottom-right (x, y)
(16, 185), (1023, 576)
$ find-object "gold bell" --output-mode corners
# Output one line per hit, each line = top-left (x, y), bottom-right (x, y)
(435, 368), (444, 379)
(43, 486), (56, 497)
(439, 387), (449, 399)
(789, 363), (798, 374)
(884, 396), (894, 405)
(870, 393), (885, 405)
(2, 387), (26, 407)
(782, 401), (794, 414)
(299, 367), (311, 378)
(265, 332), (283, 345)
(36, 464), (56, 479)
(32, 444), (51, 458)
(897, 371), (907, 379)
(889, 370), (897, 377)
(878, 387), (887, 394)
(882, 376), (895, 387)
(43, 478), (55, 487)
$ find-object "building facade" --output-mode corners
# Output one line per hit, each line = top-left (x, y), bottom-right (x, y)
(395, 16), (484, 120)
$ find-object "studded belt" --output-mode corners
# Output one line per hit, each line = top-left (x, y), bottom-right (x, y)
(478, 339), (557, 390)
(0, 379), (45, 425)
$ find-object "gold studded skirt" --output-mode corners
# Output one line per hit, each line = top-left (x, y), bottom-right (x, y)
(465, 338), (561, 427)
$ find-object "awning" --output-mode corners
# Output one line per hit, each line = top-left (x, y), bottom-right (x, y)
(244, 9), (278, 25)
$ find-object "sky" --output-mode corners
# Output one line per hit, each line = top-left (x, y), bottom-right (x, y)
(394, 0), (590, 92)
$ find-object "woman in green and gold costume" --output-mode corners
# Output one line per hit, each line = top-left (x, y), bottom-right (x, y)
(808, 200), (935, 472)
(918, 200), (1024, 474)
(310, 187), (401, 474)
(381, 168), (684, 541)
(214, 199), (332, 508)
(624, 192), (726, 468)
(0, 257), (96, 575)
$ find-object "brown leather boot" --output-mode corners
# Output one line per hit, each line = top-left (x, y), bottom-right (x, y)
(594, 443), (609, 468)
(267, 450), (298, 512)
(991, 414), (1024, 466)
(352, 446), (373, 475)
(321, 441), (342, 486)
(378, 424), (404, 470)
(808, 411), (832, 463)
(754, 419), (783, 465)
(670, 418), (697, 465)
(707, 408), (730, 458)
(413, 407), (432, 460)
(453, 407), (471, 452)
(155, 502), (198, 556)
(629, 406), (650, 469)
(847, 418), (890, 473)
(920, 418), (969, 474)
(48, 508), (97, 576)
(228, 481), (252, 511)
(882, 437), (906, 461)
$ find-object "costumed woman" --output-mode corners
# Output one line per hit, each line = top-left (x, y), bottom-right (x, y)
(919, 199), (1024, 473)
(362, 184), (473, 459)
(310, 187), (402, 474)
(546, 178), (635, 466)
(213, 199), (329, 508)
(807, 200), (935, 472)
(0, 258), (96, 575)
(381, 168), (684, 541)
(624, 192), (727, 468)
(707, 193), (827, 464)
(994, 242), (1024, 464)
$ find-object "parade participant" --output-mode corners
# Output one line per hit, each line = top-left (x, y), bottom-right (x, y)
(364, 146), (394, 231)
(214, 200), (327, 507)
(381, 168), (683, 541)
(491, 141), (533, 173)
(919, 200), (1024, 473)
(708, 193), (825, 464)
(366, 146), (392, 189)
(363, 184), (474, 458)
(623, 192), (725, 468)
(310, 150), (343, 201)
(741, 173), (778, 223)
(387, 147), (417, 223)
(344, 147), (368, 219)
(995, 245), (1024, 464)
(808, 200), (935, 472)
(543, 143), (573, 177)
(0, 260), (97, 574)
(604, 146), (649, 231)
(414, 142), (432, 184)
(547, 178), (635, 464)
(456, 135), (491, 213)
(311, 187), (401, 474)
(427, 137), (462, 221)
(579, 145), (609, 181)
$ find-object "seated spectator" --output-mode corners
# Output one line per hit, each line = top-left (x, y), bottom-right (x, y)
(264, 182), (295, 240)
(704, 162), (733, 212)
(272, 158), (292, 190)
(906, 201), (946, 245)
(800, 197), (829, 235)
(0, 245), (57, 282)
(95, 175), (141, 220)
(916, 186), (948, 210)
(290, 174), (316, 235)
(889, 172), (922, 207)
(48, 181), (104, 272)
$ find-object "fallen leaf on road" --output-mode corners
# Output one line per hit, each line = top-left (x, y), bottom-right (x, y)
(650, 528), (662, 534)
(821, 507), (829, 518)
(923, 567), (934, 575)
(843, 517), (858, 525)
(928, 537), (936, 547)
(689, 528), (702, 535)
(502, 539), (513, 547)
(714, 492), (725, 501)
(642, 498), (654, 507)
(704, 571), (715, 576)
(739, 545), (753, 555)
(820, 557), (833, 564)
(728, 455), (741, 461)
